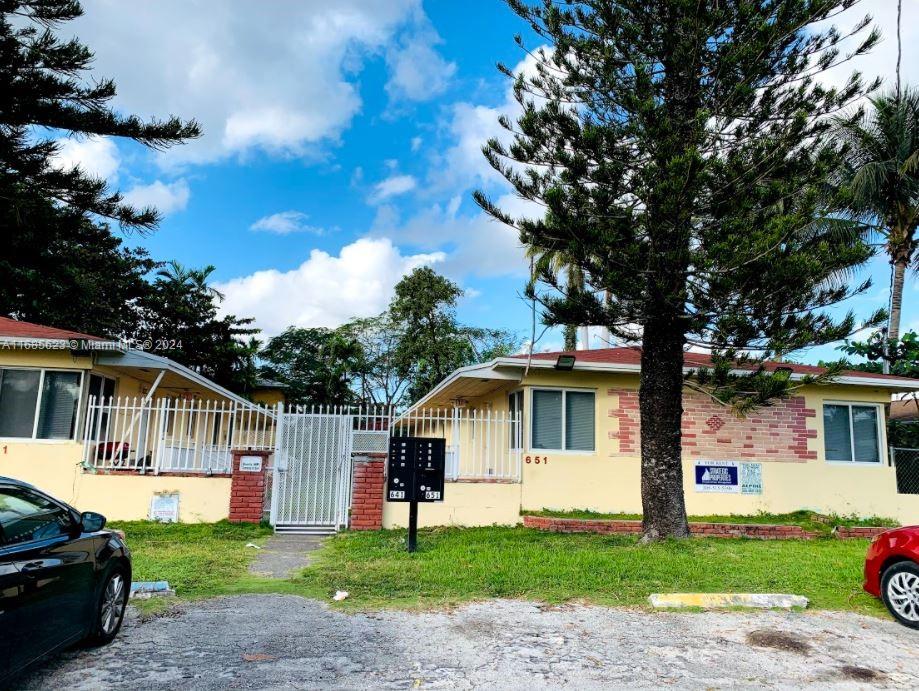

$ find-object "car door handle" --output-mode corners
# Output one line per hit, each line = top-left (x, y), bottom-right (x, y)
(19, 560), (45, 573)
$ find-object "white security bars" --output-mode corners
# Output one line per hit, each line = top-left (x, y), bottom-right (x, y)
(82, 399), (522, 483)
(392, 408), (522, 481)
(82, 397), (276, 474)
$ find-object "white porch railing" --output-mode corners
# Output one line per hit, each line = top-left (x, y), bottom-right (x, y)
(392, 408), (522, 481)
(81, 397), (276, 474)
(81, 398), (522, 482)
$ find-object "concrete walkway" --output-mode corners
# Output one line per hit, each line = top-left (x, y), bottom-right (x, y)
(248, 534), (324, 579)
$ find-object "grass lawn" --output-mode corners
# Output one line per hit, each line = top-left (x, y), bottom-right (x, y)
(113, 521), (888, 619)
(112, 520), (273, 598)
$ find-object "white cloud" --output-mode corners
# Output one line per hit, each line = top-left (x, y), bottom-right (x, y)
(815, 0), (919, 99)
(437, 48), (553, 194)
(214, 237), (444, 334)
(386, 28), (456, 101)
(250, 211), (324, 235)
(369, 174), (418, 203)
(122, 179), (190, 215)
(411, 136), (423, 152)
(52, 137), (120, 180)
(67, 1), (447, 164)
(370, 192), (535, 279)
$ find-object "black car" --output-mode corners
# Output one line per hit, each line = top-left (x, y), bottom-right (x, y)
(0, 477), (131, 682)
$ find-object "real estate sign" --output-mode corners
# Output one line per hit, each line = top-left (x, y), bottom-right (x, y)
(694, 460), (762, 495)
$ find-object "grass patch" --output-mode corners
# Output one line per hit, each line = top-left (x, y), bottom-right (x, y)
(112, 520), (272, 598)
(523, 508), (898, 536)
(294, 526), (886, 615)
(111, 520), (888, 619)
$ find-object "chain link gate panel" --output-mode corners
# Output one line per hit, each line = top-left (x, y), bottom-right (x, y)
(271, 411), (354, 533)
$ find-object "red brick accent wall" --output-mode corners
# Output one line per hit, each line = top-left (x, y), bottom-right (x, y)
(351, 453), (385, 530)
(229, 450), (270, 523)
(608, 389), (817, 462)
(522, 515), (893, 540)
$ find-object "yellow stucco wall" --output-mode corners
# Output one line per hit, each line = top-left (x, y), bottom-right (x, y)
(0, 347), (233, 522)
(252, 389), (285, 406)
(0, 441), (231, 522)
(397, 372), (917, 527)
(382, 481), (522, 528)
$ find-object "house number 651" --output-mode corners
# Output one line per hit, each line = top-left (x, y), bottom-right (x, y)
(524, 455), (548, 464)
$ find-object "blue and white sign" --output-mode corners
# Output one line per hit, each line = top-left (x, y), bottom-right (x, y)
(694, 460), (763, 495)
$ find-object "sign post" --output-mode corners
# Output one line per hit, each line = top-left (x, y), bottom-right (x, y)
(386, 436), (446, 553)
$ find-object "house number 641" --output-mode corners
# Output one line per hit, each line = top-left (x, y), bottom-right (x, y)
(524, 455), (548, 464)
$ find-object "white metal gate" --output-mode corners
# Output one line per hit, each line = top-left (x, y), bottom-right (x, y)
(271, 410), (354, 533)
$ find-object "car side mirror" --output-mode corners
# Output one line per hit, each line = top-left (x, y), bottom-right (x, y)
(80, 511), (107, 533)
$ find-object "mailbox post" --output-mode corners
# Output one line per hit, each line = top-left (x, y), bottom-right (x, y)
(386, 436), (446, 552)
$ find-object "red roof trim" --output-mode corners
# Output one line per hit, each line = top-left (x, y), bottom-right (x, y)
(0, 316), (107, 342)
(510, 347), (911, 382)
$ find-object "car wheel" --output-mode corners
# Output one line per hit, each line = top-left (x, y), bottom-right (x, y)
(881, 561), (919, 629)
(85, 567), (129, 646)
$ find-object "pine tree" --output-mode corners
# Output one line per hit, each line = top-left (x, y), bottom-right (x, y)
(477, 0), (882, 539)
(0, 0), (200, 230)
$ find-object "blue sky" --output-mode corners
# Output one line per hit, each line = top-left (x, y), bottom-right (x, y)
(54, 0), (917, 364)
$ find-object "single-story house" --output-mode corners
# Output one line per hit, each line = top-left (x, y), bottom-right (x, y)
(382, 347), (919, 528)
(0, 316), (275, 522)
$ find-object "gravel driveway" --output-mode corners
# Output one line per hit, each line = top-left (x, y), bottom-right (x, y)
(15, 595), (919, 689)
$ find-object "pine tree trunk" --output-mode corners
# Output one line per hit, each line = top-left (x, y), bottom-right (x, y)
(889, 258), (908, 342)
(639, 319), (690, 540)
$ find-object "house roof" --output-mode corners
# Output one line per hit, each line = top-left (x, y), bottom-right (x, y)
(0, 316), (113, 346)
(410, 346), (919, 409)
(0, 316), (260, 409)
(891, 398), (919, 421)
(509, 347), (910, 382)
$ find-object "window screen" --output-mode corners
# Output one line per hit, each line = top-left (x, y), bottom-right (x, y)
(531, 390), (562, 449)
(823, 403), (880, 463)
(0, 369), (41, 438)
(851, 406), (879, 463)
(565, 391), (595, 451)
(37, 371), (82, 439)
(823, 404), (852, 462)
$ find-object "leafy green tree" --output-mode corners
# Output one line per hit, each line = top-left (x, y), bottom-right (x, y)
(477, 1), (881, 539)
(0, 197), (154, 337)
(390, 268), (519, 402)
(526, 245), (585, 350)
(833, 89), (919, 342)
(346, 315), (411, 408)
(136, 262), (259, 394)
(837, 331), (919, 447)
(259, 326), (365, 407)
(1, 0), (199, 335)
(1, 0), (200, 230)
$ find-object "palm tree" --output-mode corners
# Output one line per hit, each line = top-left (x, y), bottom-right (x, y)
(835, 88), (919, 342)
(525, 246), (585, 350)
(157, 260), (225, 301)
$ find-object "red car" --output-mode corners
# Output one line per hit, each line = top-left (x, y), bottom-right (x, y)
(864, 526), (919, 628)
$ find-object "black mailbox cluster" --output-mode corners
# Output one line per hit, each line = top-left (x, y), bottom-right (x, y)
(387, 436), (446, 503)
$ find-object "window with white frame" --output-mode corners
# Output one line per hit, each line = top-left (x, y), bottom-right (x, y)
(531, 388), (595, 451)
(0, 368), (83, 440)
(823, 403), (882, 464)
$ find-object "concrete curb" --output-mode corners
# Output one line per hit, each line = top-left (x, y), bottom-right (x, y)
(648, 593), (809, 609)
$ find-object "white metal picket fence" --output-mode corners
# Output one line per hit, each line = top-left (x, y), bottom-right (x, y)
(270, 404), (522, 532)
(82, 397), (521, 531)
(81, 396), (276, 474)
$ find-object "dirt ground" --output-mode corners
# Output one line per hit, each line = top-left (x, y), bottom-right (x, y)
(15, 595), (919, 689)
